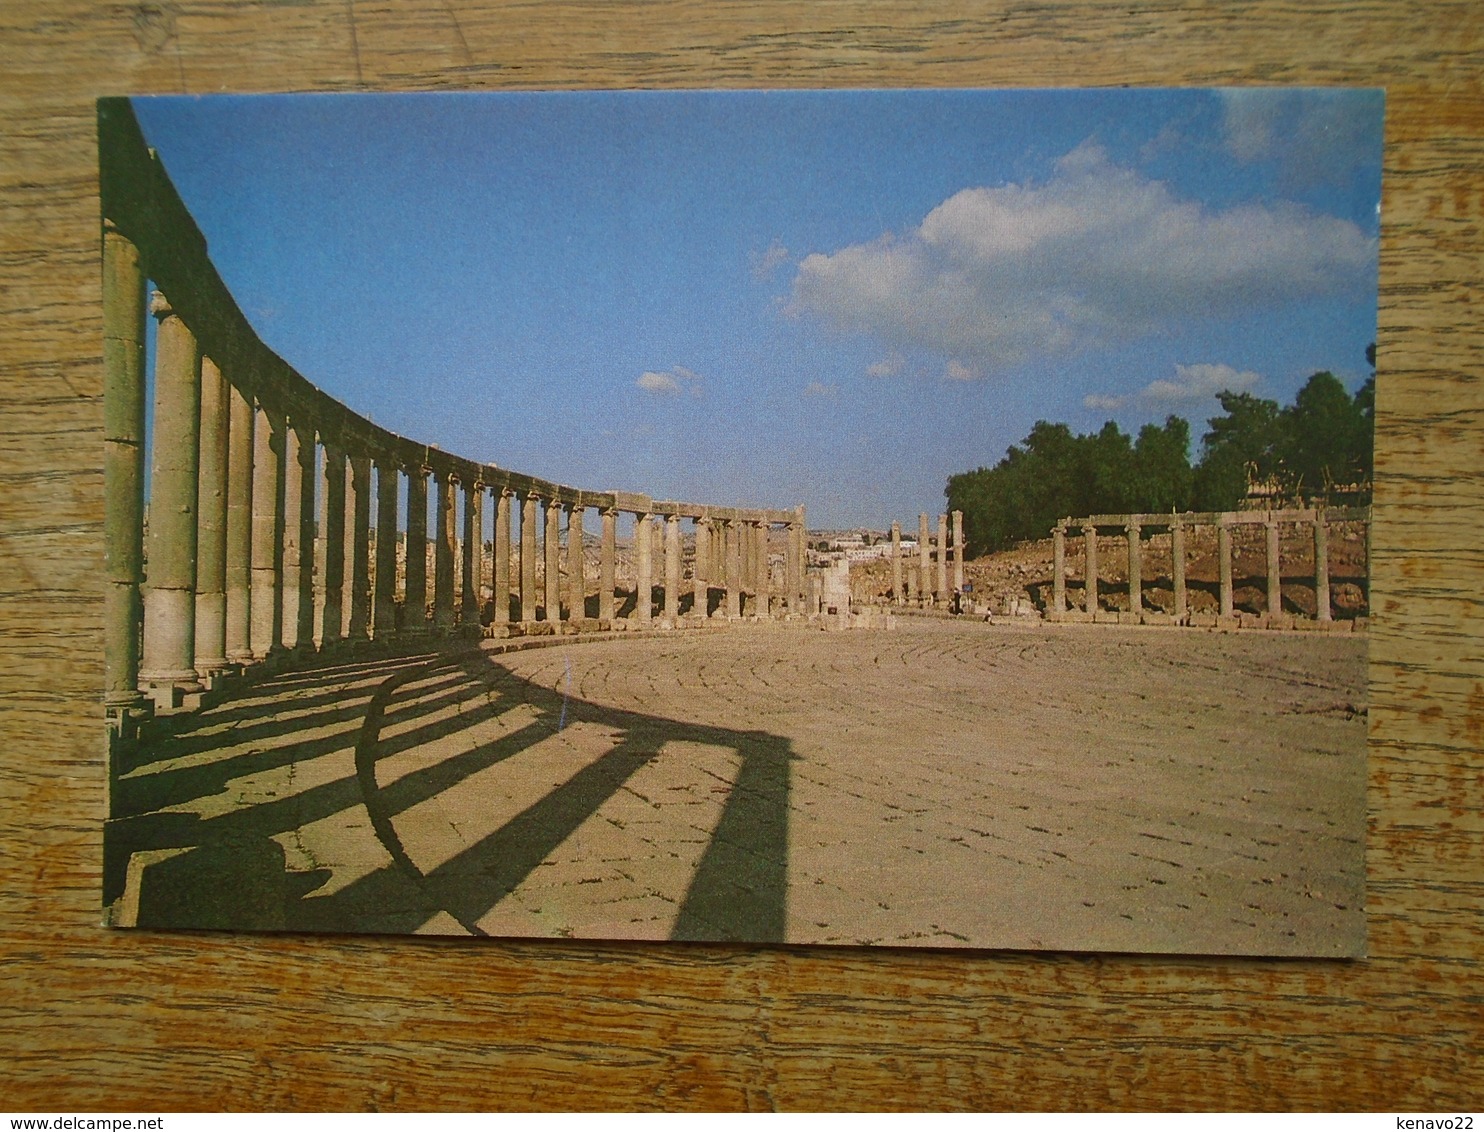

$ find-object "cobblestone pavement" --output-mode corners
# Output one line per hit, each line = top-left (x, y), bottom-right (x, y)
(109, 621), (1367, 955)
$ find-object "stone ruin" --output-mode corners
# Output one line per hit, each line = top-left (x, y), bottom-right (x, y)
(99, 100), (816, 747)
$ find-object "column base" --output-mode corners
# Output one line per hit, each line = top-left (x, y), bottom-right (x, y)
(140, 680), (205, 715)
(193, 661), (241, 691)
(105, 696), (153, 744)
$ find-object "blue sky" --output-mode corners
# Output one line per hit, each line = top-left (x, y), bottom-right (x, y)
(131, 89), (1382, 528)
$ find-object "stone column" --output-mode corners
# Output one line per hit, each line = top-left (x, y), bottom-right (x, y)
(317, 444), (345, 648)
(1265, 518), (1282, 616)
(520, 493), (538, 623)
(663, 513), (681, 623)
(1083, 523), (1098, 614)
(890, 521), (903, 606)
(248, 401), (283, 662)
(906, 563), (917, 604)
(599, 507), (617, 622)
(140, 292), (204, 698)
(494, 488), (512, 626)
(1218, 518), (1234, 618)
(692, 518), (709, 619)
(404, 463), (429, 634)
(739, 519), (753, 603)
(544, 498), (562, 621)
(793, 519), (807, 614)
(344, 455), (372, 641)
(725, 520), (742, 619)
(1172, 517), (1187, 620)
(194, 355), (230, 675)
(102, 222), (148, 716)
(635, 511), (653, 623)
(1126, 519), (1142, 616)
(463, 480), (483, 628)
(736, 519), (747, 605)
(373, 458), (399, 639)
(936, 513), (950, 602)
(1314, 510), (1331, 622)
(952, 510), (965, 596)
(433, 470), (457, 634)
(567, 503), (586, 622)
(280, 419), (310, 651)
(225, 380), (255, 665)
(1051, 523), (1066, 615)
(756, 522), (772, 618)
(918, 514), (931, 606)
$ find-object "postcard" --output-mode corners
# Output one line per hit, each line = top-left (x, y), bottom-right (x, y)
(100, 89), (1381, 954)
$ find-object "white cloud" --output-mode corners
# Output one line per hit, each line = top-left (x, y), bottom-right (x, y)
(802, 380), (838, 399)
(1085, 362), (1262, 415)
(789, 142), (1375, 374)
(945, 359), (978, 381)
(751, 238), (791, 281)
(636, 366), (704, 397)
(866, 352), (904, 378)
(1141, 362), (1260, 405)
(637, 371), (681, 394)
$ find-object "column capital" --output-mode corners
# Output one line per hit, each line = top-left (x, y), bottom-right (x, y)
(148, 289), (177, 321)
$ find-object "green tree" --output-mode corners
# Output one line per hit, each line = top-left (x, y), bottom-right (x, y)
(1279, 370), (1370, 499)
(948, 416), (1194, 553)
(1129, 416), (1194, 513)
(1192, 391), (1283, 510)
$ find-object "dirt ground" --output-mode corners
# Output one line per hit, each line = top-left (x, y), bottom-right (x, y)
(110, 618), (1367, 957)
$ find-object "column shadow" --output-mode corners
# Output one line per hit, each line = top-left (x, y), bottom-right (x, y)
(108, 644), (793, 944)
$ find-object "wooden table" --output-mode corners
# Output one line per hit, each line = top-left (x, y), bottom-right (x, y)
(1, 0), (1479, 1111)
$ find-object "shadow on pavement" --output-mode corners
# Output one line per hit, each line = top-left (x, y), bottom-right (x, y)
(106, 645), (792, 943)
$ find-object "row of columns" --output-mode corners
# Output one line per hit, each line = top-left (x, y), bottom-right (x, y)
(103, 219), (812, 730)
(1049, 511), (1363, 622)
(106, 270), (512, 720)
(485, 509), (805, 627)
(888, 510), (965, 607)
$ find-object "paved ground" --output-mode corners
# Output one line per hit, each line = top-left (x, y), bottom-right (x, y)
(108, 620), (1367, 955)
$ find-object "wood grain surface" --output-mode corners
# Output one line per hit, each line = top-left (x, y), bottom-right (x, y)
(1, 0), (1480, 1112)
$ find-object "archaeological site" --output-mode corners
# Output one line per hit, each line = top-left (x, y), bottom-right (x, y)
(101, 97), (1370, 956)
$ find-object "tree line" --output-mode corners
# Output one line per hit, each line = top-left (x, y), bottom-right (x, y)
(946, 356), (1374, 557)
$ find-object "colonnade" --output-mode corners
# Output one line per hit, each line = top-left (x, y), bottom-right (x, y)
(100, 99), (807, 741)
(1047, 508), (1370, 626)
(886, 510), (965, 607)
